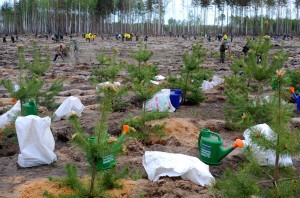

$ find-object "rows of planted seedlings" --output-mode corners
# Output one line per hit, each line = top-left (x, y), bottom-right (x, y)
(1, 40), (214, 197)
(215, 36), (300, 197)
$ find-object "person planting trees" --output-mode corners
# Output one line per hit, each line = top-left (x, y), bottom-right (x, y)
(223, 34), (228, 43)
(53, 44), (63, 61)
(220, 41), (227, 63)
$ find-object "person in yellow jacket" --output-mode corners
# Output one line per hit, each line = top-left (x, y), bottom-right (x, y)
(92, 34), (96, 41)
(86, 33), (91, 42)
(223, 34), (228, 43)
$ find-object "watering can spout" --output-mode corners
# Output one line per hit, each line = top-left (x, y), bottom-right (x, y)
(219, 139), (244, 161)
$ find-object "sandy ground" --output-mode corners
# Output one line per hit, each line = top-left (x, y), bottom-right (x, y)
(1, 35), (300, 197)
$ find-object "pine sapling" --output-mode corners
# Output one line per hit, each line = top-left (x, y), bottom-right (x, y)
(68, 84), (130, 198)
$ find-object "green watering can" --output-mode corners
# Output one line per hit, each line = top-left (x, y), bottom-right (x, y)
(22, 100), (38, 116)
(87, 125), (130, 170)
(198, 129), (243, 165)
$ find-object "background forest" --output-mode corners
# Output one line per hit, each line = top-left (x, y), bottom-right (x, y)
(1, 0), (300, 39)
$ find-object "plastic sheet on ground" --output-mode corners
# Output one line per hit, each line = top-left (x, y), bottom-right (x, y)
(16, 115), (57, 167)
(243, 123), (293, 166)
(0, 100), (21, 128)
(144, 89), (175, 112)
(96, 81), (121, 91)
(150, 80), (160, 85)
(53, 96), (85, 121)
(154, 75), (166, 81)
(142, 151), (215, 186)
(201, 76), (224, 90)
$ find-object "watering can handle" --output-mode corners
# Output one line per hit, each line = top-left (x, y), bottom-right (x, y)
(209, 131), (221, 141)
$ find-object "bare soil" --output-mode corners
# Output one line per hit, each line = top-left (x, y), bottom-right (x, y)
(1, 35), (300, 197)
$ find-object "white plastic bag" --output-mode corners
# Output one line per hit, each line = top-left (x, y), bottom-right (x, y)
(0, 100), (21, 128)
(142, 151), (215, 186)
(154, 75), (165, 81)
(243, 123), (293, 166)
(201, 76), (224, 90)
(53, 96), (85, 120)
(16, 115), (57, 167)
(96, 81), (121, 91)
(144, 89), (175, 112)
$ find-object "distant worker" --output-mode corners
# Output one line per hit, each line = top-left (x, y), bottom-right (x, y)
(114, 32), (119, 40)
(223, 34), (228, 44)
(136, 34), (139, 41)
(208, 35), (211, 42)
(86, 33), (91, 42)
(3, 36), (6, 43)
(219, 41), (227, 63)
(242, 43), (249, 56)
(72, 40), (79, 52)
(11, 35), (15, 43)
(144, 35), (148, 42)
(53, 44), (63, 61)
(125, 33), (131, 41)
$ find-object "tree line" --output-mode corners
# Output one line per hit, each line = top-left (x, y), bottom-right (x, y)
(1, 0), (299, 36)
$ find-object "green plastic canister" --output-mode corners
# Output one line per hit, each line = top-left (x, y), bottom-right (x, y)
(22, 100), (38, 116)
(198, 129), (227, 165)
(87, 136), (116, 171)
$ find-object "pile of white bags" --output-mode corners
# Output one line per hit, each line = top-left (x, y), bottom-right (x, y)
(53, 96), (85, 120)
(16, 115), (57, 167)
(144, 89), (175, 112)
(142, 151), (215, 186)
(0, 100), (21, 128)
(243, 123), (293, 166)
(201, 76), (224, 90)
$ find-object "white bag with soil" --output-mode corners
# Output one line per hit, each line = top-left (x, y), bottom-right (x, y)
(144, 89), (175, 112)
(16, 115), (57, 167)
(53, 96), (85, 120)
(243, 123), (293, 166)
(0, 100), (21, 128)
(142, 151), (215, 186)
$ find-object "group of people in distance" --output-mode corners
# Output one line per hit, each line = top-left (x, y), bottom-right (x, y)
(114, 32), (148, 42)
(3, 34), (18, 43)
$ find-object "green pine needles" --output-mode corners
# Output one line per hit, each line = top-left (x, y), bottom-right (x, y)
(1, 42), (63, 113)
(218, 35), (300, 196)
(168, 42), (212, 104)
(45, 58), (131, 198)
(90, 50), (128, 112)
(224, 37), (289, 130)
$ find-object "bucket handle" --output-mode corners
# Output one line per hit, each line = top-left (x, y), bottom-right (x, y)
(209, 131), (221, 141)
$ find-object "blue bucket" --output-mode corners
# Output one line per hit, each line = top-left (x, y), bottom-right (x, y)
(170, 89), (184, 108)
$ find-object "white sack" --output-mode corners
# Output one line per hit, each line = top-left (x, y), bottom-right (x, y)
(154, 75), (166, 81)
(16, 115), (57, 167)
(201, 76), (224, 90)
(144, 89), (175, 112)
(243, 123), (292, 166)
(0, 100), (21, 128)
(142, 151), (215, 186)
(96, 81), (121, 91)
(53, 96), (84, 120)
(150, 80), (160, 85)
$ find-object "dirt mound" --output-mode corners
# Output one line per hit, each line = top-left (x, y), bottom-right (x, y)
(135, 178), (217, 198)
(106, 179), (140, 197)
(149, 118), (199, 147)
(18, 179), (73, 198)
